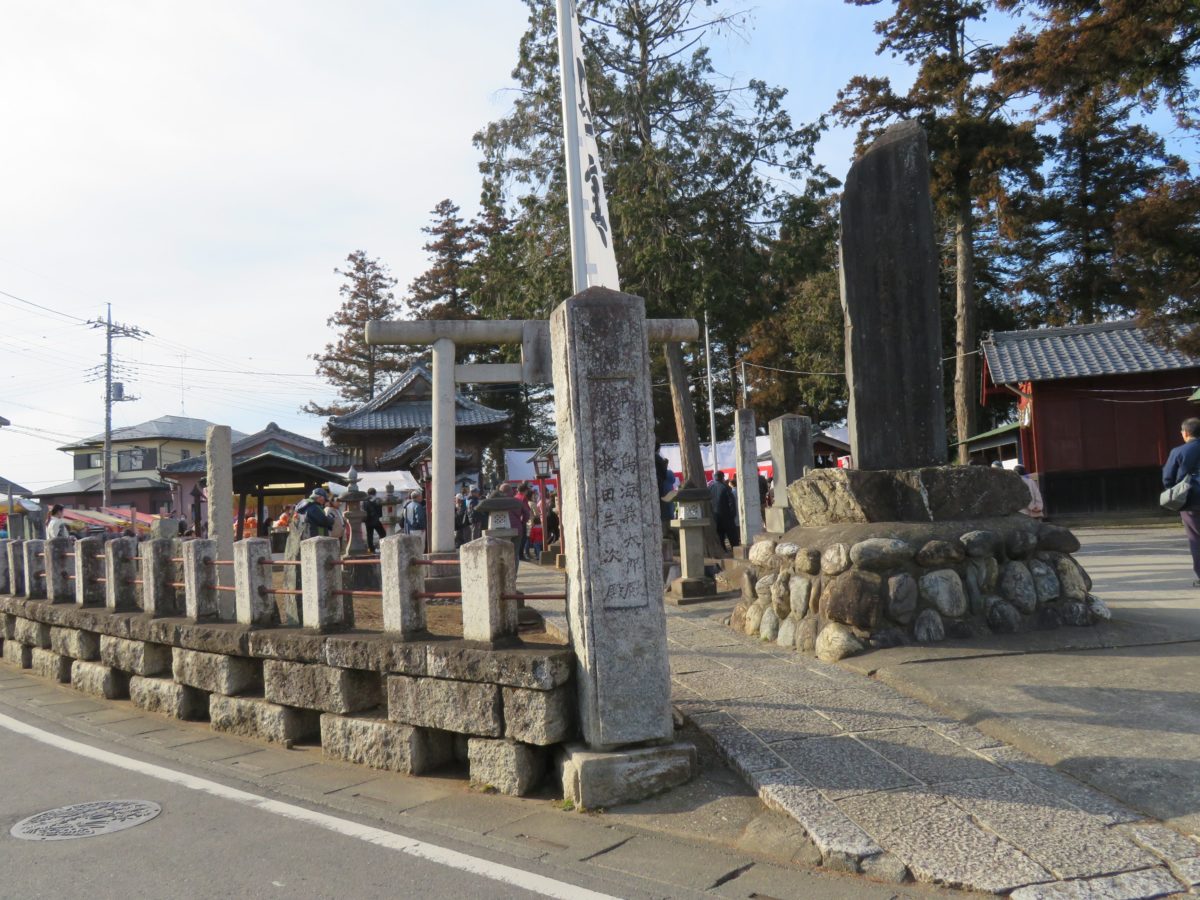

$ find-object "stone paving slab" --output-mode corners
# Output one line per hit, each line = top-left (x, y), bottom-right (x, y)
(657, 600), (1192, 896)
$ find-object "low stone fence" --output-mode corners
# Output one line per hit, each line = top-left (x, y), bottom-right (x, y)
(731, 517), (1110, 661)
(0, 533), (573, 797)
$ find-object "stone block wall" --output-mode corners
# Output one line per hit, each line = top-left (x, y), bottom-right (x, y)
(0, 591), (576, 797)
(730, 517), (1109, 661)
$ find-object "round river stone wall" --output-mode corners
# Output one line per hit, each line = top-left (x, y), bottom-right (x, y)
(727, 516), (1109, 662)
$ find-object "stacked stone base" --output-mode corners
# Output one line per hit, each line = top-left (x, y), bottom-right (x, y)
(731, 517), (1108, 661)
(0, 596), (579, 798)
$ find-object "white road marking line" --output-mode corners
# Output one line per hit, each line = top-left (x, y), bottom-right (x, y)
(0, 711), (615, 900)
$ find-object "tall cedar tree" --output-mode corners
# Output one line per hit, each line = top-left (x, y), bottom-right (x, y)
(1002, 89), (1187, 324)
(303, 251), (408, 417)
(469, 0), (830, 444)
(741, 191), (847, 427)
(405, 197), (556, 448)
(406, 200), (481, 320)
(996, 0), (1200, 353)
(833, 0), (1042, 461)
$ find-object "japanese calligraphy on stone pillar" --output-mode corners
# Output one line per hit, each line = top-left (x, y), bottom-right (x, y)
(588, 377), (649, 608)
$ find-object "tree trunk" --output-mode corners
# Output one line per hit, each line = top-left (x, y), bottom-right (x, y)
(954, 179), (977, 464)
(664, 342), (725, 559)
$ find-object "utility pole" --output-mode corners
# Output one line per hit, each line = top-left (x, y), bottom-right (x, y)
(88, 304), (147, 508)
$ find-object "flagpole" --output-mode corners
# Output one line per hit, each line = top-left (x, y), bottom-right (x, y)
(556, 0), (589, 295)
(705, 308), (718, 477)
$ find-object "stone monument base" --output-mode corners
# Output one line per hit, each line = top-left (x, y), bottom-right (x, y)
(668, 576), (716, 601)
(731, 514), (1107, 662)
(558, 741), (697, 809)
(786, 466), (1031, 526)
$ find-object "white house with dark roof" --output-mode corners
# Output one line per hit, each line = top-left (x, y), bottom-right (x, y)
(38, 415), (247, 514)
(326, 365), (512, 472)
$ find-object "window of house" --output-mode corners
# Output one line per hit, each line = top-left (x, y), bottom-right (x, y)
(180, 449), (190, 460)
(73, 452), (103, 470)
(117, 447), (157, 472)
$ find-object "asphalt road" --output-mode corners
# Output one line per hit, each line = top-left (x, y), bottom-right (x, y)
(0, 667), (948, 900)
(846, 524), (1200, 836)
(0, 710), (570, 900)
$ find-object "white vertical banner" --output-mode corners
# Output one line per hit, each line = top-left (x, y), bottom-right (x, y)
(556, 0), (621, 294)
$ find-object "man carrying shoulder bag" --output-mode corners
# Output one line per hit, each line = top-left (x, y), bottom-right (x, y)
(1163, 417), (1200, 587)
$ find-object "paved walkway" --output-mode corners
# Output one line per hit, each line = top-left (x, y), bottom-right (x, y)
(521, 541), (1200, 896)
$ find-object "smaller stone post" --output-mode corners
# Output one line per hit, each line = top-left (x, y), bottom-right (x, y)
(7, 540), (25, 597)
(74, 537), (104, 606)
(734, 408), (763, 547)
(234, 538), (277, 626)
(206, 424), (236, 617)
(22, 539), (46, 599)
(45, 538), (74, 602)
(380, 533), (426, 636)
(150, 517), (178, 540)
(0, 538), (10, 594)
(184, 538), (218, 620)
(301, 536), (346, 632)
(664, 486), (716, 603)
(765, 414), (812, 533)
(141, 539), (180, 616)
(460, 535), (518, 645)
(104, 536), (139, 611)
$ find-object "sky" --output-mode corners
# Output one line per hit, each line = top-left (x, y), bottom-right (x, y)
(0, 0), (1101, 493)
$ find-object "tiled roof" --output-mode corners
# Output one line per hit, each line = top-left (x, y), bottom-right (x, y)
(376, 432), (471, 468)
(328, 366), (511, 433)
(37, 475), (168, 497)
(982, 320), (1200, 385)
(59, 415), (249, 451)
(159, 437), (355, 475)
(233, 421), (328, 455)
(0, 475), (31, 495)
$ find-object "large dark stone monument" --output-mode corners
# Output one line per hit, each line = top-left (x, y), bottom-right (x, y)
(730, 122), (1108, 661)
(840, 120), (946, 471)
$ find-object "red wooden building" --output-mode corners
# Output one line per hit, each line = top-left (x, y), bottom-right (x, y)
(981, 321), (1199, 517)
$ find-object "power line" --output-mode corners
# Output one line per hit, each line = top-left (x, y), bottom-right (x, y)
(0, 288), (90, 323)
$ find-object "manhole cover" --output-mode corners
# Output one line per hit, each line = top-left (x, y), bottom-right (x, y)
(11, 800), (161, 841)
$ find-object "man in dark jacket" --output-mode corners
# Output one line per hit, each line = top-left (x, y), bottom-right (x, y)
(1163, 417), (1200, 586)
(364, 487), (386, 552)
(708, 471), (738, 550)
(295, 488), (335, 539)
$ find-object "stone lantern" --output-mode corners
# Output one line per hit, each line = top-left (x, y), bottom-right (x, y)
(664, 484), (716, 602)
(341, 467), (368, 557)
(380, 482), (398, 535)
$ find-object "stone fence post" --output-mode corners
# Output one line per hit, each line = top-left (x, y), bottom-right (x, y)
(104, 537), (139, 611)
(22, 539), (46, 600)
(74, 537), (104, 607)
(0, 538), (10, 594)
(6, 540), (25, 597)
(380, 534), (425, 637)
(141, 539), (180, 617)
(45, 538), (74, 602)
(301, 537), (346, 633)
(460, 535), (517, 645)
(235, 538), (277, 626)
(184, 539), (218, 620)
(735, 408), (763, 546)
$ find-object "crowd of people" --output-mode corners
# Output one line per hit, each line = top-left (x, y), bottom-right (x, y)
(275, 480), (559, 563)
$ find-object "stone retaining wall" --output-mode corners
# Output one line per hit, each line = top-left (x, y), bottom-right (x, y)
(0, 592), (574, 796)
(729, 517), (1110, 660)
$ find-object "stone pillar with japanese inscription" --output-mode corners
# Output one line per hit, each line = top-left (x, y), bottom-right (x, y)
(550, 287), (674, 750)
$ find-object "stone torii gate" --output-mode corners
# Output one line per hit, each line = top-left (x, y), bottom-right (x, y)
(365, 317), (699, 555)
